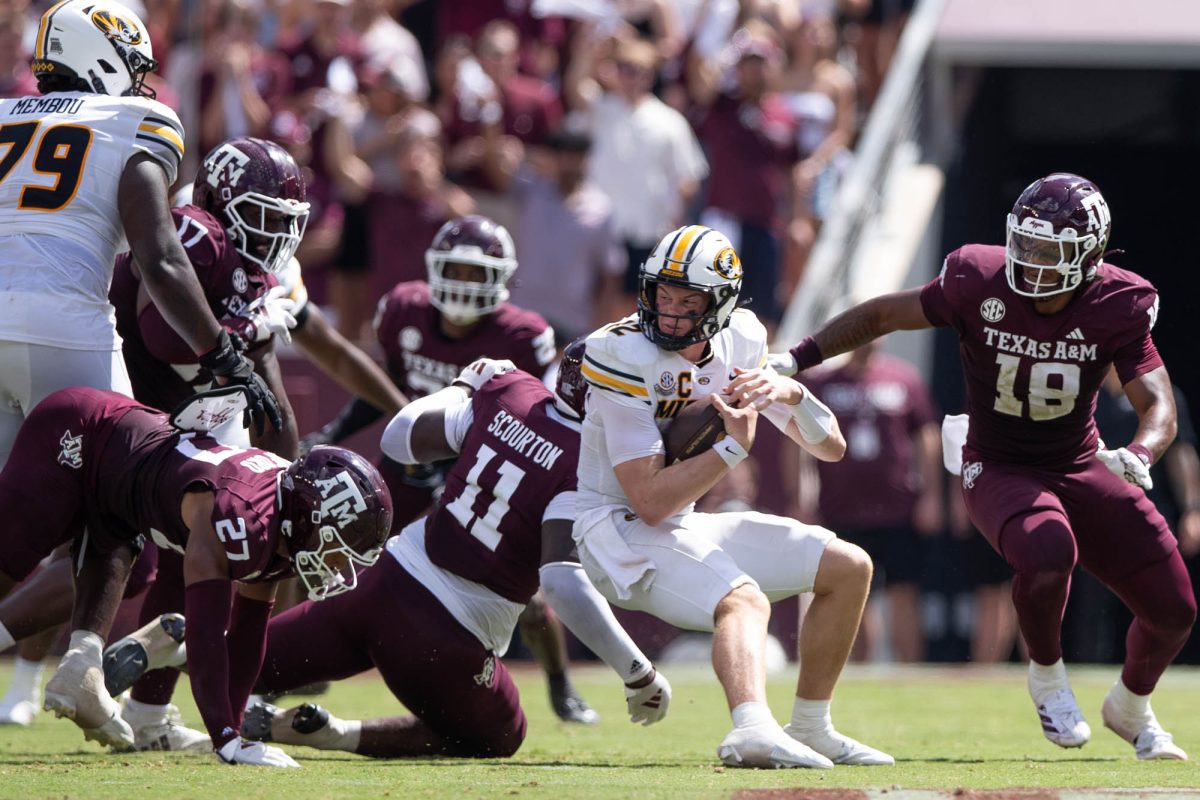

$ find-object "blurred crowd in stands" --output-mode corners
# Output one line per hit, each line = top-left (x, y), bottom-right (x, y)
(12, 0), (1200, 670)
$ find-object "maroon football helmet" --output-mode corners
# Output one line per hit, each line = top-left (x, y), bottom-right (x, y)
(1005, 172), (1111, 298)
(554, 337), (587, 420)
(425, 215), (517, 324)
(193, 136), (310, 274)
(277, 446), (393, 601)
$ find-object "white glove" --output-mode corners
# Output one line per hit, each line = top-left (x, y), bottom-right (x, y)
(235, 286), (298, 345)
(1096, 445), (1153, 491)
(216, 737), (300, 767)
(453, 357), (516, 392)
(625, 667), (671, 726)
(766, 352), (798, 377)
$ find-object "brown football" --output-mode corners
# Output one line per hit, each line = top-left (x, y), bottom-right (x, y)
(662, 399), (726, 464)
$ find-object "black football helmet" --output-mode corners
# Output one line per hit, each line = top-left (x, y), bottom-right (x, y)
(277, 446), (393, 601)
(194, 136), (310, 274)
(425, 215), (517, 324)
(1005, 172), (1111, 298)
(554, 337), (588, 420)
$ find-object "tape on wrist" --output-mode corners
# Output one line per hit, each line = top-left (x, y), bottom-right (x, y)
(790, 384), (834, 443)
(713, 436), (748, 468)
(1126, 442), (1152, 466)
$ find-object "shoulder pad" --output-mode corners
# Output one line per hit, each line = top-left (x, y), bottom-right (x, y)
(582, 320), (653, 401)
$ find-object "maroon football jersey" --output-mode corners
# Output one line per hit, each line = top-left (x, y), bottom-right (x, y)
(805, 354), (937, 528)
(374, 281), (556, 398)
(920, 244), (1162, 469)
(111, 205), (276, 411)
(423, 371), (579, 604)
(69, 389), (293, 583)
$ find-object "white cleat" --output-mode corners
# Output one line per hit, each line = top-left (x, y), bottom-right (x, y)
(1101, 688), (1188, 760)
(44, 647), (134, 749)
(784, 724), (895, 765)
(718, 723), (834, 769)
(0, 698), (39, 726)
(1030, 685), (1091, 748)
(123, 703), (211, 754)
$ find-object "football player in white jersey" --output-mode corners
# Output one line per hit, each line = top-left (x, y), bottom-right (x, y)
(574, 224), (894, 769)
(0, 0), (280, 749)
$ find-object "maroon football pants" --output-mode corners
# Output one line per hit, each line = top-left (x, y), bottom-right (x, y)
(256, 555), (527, 757)
(962, 453), (1196, 694)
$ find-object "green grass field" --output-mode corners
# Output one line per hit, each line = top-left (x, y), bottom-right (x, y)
(1, 661), (1198, 799)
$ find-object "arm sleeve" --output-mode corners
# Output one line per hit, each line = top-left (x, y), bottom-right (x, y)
(224, 594), (274, 729)
(184, 579), (238, 749)
(379, 386), (472, 463)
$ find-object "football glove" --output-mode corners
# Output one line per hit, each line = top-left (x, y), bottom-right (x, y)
(225, 286), (298, 345)
(453, 357), (517, 392)
(625, 667), (671, 726)
(1096, 445), (1153, 491)
(766, 352), (799, 377)
(198, 330), (283, 436)
(216, 737), (299, 768)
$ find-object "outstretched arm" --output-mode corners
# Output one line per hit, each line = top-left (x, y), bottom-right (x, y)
(292, 304), (408, 417)
(779, 289), (932, 374)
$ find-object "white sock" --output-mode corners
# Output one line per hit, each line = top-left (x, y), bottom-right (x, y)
(66, 630), (104, 660)
(1108, 680), (1151, 719)
(287, 712), (362, 751)
(730, 701), (774, 730)
(339, 718), (362, 752)
(0, 657), (43, 707)
(789, 697), (832, 733)
(0, 621), (14, 652)
(1028, 658), (1068, 691)
(122, 697), (169, 726)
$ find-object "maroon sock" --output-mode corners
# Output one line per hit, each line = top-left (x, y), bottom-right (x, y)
(1000, 510), (1077, 665)
(1112, 549), (1197, 695)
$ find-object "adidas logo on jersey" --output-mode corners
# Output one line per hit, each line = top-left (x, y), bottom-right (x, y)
(1065, 328), (1085, 340)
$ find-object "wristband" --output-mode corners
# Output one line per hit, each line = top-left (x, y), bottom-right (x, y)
(790, 336), (824, 373)
(625, 665), (656, 689)
(1126, 442), (1153, 466)
(712, 437), (748, 468)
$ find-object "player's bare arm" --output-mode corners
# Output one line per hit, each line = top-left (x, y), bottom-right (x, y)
(723, 367), (846, 462)
(119, 155), (223, 356)
(248, 344), (299, 459)
(778, 289), (932, 375)
(180, 491), (229, 586)
(292, 305), (408, 416)
(613, 394), (757, 527)
(1123, 366), (1178, 462)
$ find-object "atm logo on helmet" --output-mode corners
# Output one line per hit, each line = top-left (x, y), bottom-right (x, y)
(314, 472), (367, 529)
(91, 10), (142, 45)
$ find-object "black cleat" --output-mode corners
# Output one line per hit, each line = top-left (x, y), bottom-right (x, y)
(241, 702), (280, 741)
(103, 613), (187, 696)
(291, 703), (330, 735)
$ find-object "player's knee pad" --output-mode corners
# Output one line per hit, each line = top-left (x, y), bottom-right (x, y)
(1000, 509), (1076, 577)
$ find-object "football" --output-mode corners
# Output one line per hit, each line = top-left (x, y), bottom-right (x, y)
(662, 399), (727, 464)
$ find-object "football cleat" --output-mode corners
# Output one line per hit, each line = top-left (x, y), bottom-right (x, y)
(102, 613), (187, 696)
(243, 702), (350, 751)
(1030, 685), (1091, 748)
(241, 701), (279, 742)
(717, 723), (834, 769)
(784, 724), (895, 765)
(123, 704), (211, 753)
(44, 647), (134, 749)
(1101, 687), (1188, 760)
(550, 685), (599, 725)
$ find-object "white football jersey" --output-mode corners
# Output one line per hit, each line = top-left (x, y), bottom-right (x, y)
(576, 309), (777, 510)
(0, 91), (184, 350)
